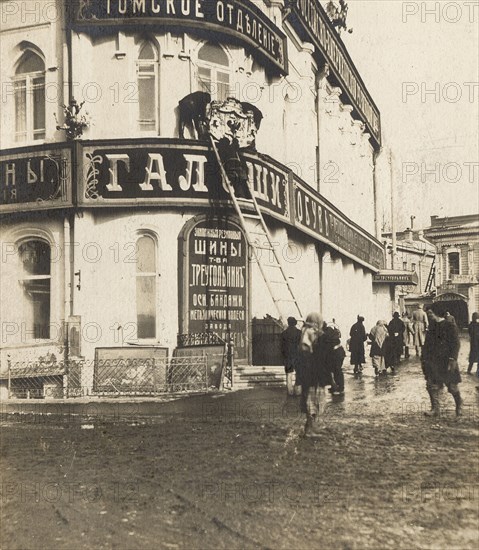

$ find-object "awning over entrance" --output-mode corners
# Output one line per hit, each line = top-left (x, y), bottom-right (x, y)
(372, 270), (419, 285)
(434, 291), (468, 302)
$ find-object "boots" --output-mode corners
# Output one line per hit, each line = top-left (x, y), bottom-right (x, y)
(452, 392), (463, 417)
(304, 414), (321, 438)
(467, 363), (473, 374)
(424, 387), (440, 417)
(405, 347), (410, 359)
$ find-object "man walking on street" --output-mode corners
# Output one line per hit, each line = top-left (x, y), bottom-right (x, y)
(412, 304), (428, 357)
(422, 306), (463, 417)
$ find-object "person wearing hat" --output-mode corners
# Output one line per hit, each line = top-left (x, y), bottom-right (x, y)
(349, 315), (367, 374)
(281, 316), (301, 396)
(387, 312), (405, 369)
(422, 305), (462, 417)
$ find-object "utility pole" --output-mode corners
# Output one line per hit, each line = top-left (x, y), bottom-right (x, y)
(389, 148), (396, 270)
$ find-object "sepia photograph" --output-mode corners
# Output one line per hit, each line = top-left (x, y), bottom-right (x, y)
(0, 1), (478, 548)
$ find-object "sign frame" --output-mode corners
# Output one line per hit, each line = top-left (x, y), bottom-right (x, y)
(178, 214), (250, 363)
(0, 143), (73, 214)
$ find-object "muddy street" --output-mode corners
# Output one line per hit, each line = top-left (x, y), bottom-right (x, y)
(1, 340), (478, 550)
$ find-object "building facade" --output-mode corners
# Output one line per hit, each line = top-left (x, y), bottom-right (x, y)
(0, 0), (392, 394)
(381, 227), (436, 312)
(424, 214), (479, 327)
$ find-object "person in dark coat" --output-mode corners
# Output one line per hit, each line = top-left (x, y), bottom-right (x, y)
(387, 312), (405, 368)
(281, 317), (301, 396)
(467, 312), (479, 374)
(324, 323), (346, 394)
(422, 306), (462, 417)
(349, 315), (367, 373)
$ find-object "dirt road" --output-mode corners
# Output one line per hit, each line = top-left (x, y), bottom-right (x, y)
(1, 343), (478, 549)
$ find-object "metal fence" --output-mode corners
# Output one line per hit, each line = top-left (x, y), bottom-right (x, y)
(1, 352), (219, 400)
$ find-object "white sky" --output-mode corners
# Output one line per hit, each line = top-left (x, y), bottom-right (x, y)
(341, 0), (479, 229)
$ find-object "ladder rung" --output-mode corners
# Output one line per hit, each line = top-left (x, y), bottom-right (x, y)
(255, 245), (274, 251)
(237, 198), (254, 203)
(273, 298), (298, 303)
(264, 263), (281, 269)
(270, 280), (288, 284)
(243, 214), (262, 219)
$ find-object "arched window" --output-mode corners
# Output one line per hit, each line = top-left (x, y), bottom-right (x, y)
(136, 235), (157, 339)
(137, 41), (158, 132)
(14, 50), (46, 142)
(18, 240), (51, 339)
(197, 43), (230, 101)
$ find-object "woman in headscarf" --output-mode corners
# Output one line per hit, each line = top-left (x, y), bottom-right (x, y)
(298, 312), (329, 437)
(368, 320), (389, 376)
(349, 315), (367, 374)
(467, 312), (479, 375)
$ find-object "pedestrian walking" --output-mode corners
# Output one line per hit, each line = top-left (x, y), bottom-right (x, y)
(387, 312), (405, 368)
(298, 312), (329, 437)
(324, 323), (346, 395)
(281, 316), (302, 396)
(402, 312), (414, 358)
(368, 320), (389, 375)
(422, 306), (463, 417)
(411, 304), (428, 356)
(349, 315), (367, 373)
(467, 312), (479, 375)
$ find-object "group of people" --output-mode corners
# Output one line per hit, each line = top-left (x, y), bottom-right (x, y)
(349, 306), (429, 376)
(281, 306), (479, 438)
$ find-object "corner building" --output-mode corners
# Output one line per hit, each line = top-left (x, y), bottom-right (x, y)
(0, 0), (391, 390)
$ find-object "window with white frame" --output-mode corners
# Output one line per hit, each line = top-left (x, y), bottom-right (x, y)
(18, 240), (51, 339)
(137, 41), (159, 132)
(14, 50), (46, 142)
(197, 42), (230, 101)
(136, 235), (157, 339)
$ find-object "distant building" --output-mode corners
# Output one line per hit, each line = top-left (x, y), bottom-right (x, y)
(381, 227), (436, 313)
(424, 214), (479, 327)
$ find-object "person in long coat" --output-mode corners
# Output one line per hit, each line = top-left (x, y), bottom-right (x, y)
(297, 312), (329, 437)
(388, 312), (405, 368)
(467, 312), (479, 375)
(402, 312), (414, 358)
(368, 320), (389, 375)
(422, 306), (462, 416)
(349, 315), (367, 373)
(412, 304), (428, 356)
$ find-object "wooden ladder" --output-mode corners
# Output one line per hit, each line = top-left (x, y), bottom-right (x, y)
(209, 136), (302, 324)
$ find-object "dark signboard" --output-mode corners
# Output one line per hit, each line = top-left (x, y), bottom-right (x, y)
(0, 145), (72, 213)
(79, 140), (290, 223)
(179, 216), (248, 360)
(373, 272), (419, 285)
(70, 0), (287, 74)
(286, 0), (381, 147)
(80, 139), (383, 270)
(292, 176), (384, 270)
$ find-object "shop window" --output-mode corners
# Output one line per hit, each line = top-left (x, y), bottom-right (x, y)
(411, 262), (416, 273)
(403, 261), (408, 270)
(137, 41), (158, 132)
(197, 42), (230, 101)
(448, 251), (460, 277)
(14, 50), (46, 142)
(136, 235), (157, 339)
(18, 240), (51, 339)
